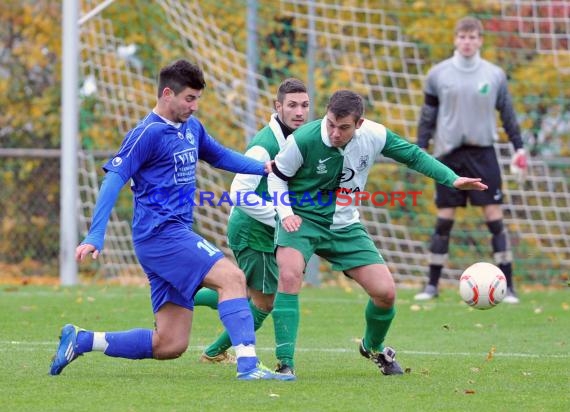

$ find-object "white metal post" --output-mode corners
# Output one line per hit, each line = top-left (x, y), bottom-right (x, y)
(59, 0), (79, 285)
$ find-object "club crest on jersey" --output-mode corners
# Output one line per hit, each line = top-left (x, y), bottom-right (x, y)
(356, 155), (369, 171)
(316, 163), (328, 174)
(185, 129), (195, 145)
(478, 82), (490, 95)
(111, 156), (123, 167)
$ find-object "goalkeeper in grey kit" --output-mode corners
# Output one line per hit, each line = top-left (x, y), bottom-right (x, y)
(413, 16), (527, 304)
(267, 89), (487, 377)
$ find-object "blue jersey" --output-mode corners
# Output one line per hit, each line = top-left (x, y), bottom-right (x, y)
(103, 111), (265, 242)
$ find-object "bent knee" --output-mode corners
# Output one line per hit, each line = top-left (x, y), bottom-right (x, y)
(370, 287), (396, 307)
(153, 339), (189, 360)
(226, 267), (246, 286)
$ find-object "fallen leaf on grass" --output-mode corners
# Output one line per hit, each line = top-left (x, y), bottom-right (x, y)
(486, 345), (496, 361)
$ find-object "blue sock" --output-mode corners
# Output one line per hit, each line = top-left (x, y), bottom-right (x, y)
(218, 298), (257, 373)
(103, 329), (154, 359)
(76, 330), (94, 354)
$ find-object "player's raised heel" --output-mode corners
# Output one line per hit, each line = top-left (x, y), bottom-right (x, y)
(359, 341), (404, 375)
(49, 324), (82, 376)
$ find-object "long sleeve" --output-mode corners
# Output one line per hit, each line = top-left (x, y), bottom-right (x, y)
(229, 145), (276, 227)
(382, 130), (459, 188)
(81, 171), (126, 251)
(496, 80), (523, 150)
(417, 93), (439, 150)
(199, 132), (266, 176)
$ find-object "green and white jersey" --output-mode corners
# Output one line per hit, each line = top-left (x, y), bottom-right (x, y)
(269, 117), (459, 230)
(227, 113), (286, 253)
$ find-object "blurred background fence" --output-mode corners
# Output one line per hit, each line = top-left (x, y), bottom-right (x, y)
(1, 0), (569, 285)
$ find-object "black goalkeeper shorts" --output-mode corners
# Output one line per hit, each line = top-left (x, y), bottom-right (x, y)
(434, 145), (503, 208)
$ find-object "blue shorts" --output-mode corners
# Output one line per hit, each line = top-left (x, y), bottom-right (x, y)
(133, 221), (224, 313)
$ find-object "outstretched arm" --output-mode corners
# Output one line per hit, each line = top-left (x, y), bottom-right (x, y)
(76, 171), (126, 261)
(230, 145), (276, 227)
(199, 132), (267, 176)
(453, 177), (488, 191)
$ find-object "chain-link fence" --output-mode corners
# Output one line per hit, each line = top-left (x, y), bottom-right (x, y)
(0, 149), (61, 277)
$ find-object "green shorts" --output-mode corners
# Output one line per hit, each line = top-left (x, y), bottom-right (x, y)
(233, 247), (278, 294)
(275, 219), (384, 272)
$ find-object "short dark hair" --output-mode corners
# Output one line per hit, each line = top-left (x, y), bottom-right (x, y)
(455, 17), (483, 35)
(157, 59), (206, 98)
(326, 90), (364, 121)
(276, 78), (307, 103)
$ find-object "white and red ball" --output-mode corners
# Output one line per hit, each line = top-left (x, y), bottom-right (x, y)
(459, 262), (507, 310)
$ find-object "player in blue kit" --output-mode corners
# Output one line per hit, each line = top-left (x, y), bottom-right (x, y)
(194, 78), (310, 368)
(49, 59), (293, 381)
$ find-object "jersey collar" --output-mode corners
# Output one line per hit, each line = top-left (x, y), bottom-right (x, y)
(268, 113), (288, 148)
(151, 109), (182, 128)
(451, 50), (481, 72)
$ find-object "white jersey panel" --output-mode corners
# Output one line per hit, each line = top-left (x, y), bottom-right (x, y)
(331, 119), (387, 229)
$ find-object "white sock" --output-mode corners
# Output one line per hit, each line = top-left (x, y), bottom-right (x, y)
(92, 332), (109, 352)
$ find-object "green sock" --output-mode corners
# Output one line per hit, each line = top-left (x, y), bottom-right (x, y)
(204, 301), (270, 357)
(194, 288), (219, 310)
(362, 300), (395, 352)
(272, 292), (299, 369)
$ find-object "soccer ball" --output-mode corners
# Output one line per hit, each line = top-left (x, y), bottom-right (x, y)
(459, 262), (507, 310)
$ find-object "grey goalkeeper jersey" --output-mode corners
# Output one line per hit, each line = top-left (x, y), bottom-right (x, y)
(417, 51), (522, 158)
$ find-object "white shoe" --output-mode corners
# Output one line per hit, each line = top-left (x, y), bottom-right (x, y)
(414, 285), (438, 301)
(502, 288), (520, 304)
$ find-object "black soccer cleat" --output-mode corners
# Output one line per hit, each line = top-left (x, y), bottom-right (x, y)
(359, 341), (404, 375)
(275, 362), (296, 378)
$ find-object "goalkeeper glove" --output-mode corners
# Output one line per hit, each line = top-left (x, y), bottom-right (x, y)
(510, 148), (527, 180)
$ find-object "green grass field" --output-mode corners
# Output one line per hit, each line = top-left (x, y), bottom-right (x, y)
(1, 284), (568, 412)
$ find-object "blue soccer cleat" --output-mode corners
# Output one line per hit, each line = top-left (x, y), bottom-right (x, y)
(49, 324), (82, 375)
(237, 363), (296, 381)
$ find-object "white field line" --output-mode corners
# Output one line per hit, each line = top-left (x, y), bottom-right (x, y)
(2, 340), (568, 358)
